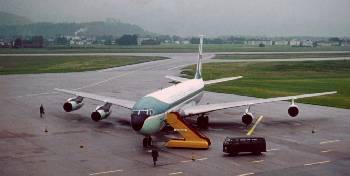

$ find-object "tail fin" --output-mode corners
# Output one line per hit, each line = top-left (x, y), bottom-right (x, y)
(194, 35), (204, 79)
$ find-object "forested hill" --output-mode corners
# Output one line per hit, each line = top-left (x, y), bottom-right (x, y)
(0, 13), (152, 37)
(0, 11), (32, 25)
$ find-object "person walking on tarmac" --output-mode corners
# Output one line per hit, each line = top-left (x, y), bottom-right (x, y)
(40, 104), (45, 118)
(152, 149), (159, 166)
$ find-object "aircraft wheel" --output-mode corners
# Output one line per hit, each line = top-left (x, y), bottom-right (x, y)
(143, 137), (149, 148)
(197, 115), (209, 129)
(143, 137), (152, 148)
(148, 137), (152, 146)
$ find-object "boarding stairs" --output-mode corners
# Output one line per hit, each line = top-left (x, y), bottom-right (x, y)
(165, 112), (211, 149)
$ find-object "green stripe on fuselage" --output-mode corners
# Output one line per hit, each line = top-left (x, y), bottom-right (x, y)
(133, 87), (204, 135)
(132, 88), (204, 115)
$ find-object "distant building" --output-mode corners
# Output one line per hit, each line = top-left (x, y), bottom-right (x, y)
(0, 40), (11, 48)
(316, 41), (339, 47)
(55, 36), (69, 46)
(289, 39), (301, 47)
(245, 40), (273, 46)
(301, 40), (313, 47)
(341, 41), (350, 47)
(141, 39), (160, 45)
(273, 40), (289, 46)
(137, 37), (151, 45)
(13, 38), (23, 48)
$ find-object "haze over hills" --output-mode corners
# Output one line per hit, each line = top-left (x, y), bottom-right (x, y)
(1, 0), (350, 37)
(0, 11), (32, 25)
(0, 12), (153, 38)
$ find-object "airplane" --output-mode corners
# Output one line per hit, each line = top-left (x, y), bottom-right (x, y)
(55, 35), (337, 147)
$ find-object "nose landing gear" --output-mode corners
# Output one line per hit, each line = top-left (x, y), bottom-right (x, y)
(143, 136), (152, 148)
(197, 115), (209, 129)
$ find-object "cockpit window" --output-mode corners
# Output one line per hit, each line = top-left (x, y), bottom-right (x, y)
(132, 110), (139, 116)
(140, 110), (148, 116)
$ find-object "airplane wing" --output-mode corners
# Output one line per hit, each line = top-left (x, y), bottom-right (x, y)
(181, 91), (337, 116)
(165, 75), (189, 83)
(54, 88), (135, 109)
(204, 76), (242, 85)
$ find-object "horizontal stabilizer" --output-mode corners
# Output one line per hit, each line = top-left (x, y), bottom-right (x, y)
(204, 76), (242, 85)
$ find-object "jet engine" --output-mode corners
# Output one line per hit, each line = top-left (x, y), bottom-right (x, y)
(63, 96), (84, 112)
(288, 104), (299, 117)
(242, 112), (254, 126)
(91, 103), (112, 122)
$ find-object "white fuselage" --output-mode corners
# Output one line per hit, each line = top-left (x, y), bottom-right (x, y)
(131, 79), (204, 135)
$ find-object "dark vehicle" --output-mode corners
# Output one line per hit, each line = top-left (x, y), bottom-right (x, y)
(223, 137), (266, 155)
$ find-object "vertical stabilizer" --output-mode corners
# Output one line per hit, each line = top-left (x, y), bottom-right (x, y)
(195, 35), (204, 79)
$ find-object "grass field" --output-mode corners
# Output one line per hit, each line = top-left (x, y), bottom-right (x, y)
(215, 53), (350, 60)
(0, 55), (166, 75)
(1, 44), (350, 54)
(182, 60), (350, 109)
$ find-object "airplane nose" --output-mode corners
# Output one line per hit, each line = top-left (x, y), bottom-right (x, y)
(131, 115), (147, 131)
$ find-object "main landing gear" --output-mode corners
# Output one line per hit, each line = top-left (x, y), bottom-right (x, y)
(197, 115), (209, 129)
(143, 136), (152, 148)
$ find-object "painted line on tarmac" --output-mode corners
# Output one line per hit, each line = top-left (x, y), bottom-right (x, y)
(251, 160), (264, 163)
(197, 157), (208, 161)
(15, 91), (58, 98)
(321, 149), (333, 153)
(304, 160), (330, 166)
(89, 169), (123, 175)
(267, 148), (279, 152)
(208, 127), (225, 131)
(74, 71), (134, 90)
(167, 64), (191, 70)
(237, 172), (254, 176)
(320, 139), (340, 145)
(168, 171), (183, 175)
(15, 72), (134, 98)
(181, 160), (193, 163)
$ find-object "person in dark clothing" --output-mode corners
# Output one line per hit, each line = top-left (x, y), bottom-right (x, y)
(40, 104), (45, 118)
(152, 149), (159, 166)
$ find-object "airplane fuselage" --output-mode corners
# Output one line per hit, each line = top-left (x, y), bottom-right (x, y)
(131, 79), (204, 135)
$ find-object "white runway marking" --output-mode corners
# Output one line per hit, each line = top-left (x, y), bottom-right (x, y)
(321, 149), (332, 153)
(168, 172), (183, 175)
(15, 91), (58, 98)
(320, 139), (340, 145)
(167, 64), (191, 70)
(181, 160), (193, 163)
(197, 157), (208, 161)
(251, 160), (264, 163)
(304, 160), (330, 166)
(267, 148), (279, 152)
(15, 72), (134, 98)
(74, 71), (134, 90)
(237, 172), (254, 176)
(89, 169), (123, 175)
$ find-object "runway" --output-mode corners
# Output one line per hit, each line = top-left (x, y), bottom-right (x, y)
(0, 53), (349, 176)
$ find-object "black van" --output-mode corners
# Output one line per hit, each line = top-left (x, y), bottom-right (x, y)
(223, 137), (266, 155)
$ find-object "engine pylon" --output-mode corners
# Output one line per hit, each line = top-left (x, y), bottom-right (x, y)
(165, 112), (211, 149)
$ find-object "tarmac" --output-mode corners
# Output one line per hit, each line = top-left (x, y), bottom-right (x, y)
(0, 53), (349, 176)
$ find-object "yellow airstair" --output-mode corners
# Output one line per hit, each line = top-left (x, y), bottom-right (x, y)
(165, 112), (211, 149)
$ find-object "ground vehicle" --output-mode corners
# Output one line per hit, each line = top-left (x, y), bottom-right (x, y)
(223, 137), (266, 155)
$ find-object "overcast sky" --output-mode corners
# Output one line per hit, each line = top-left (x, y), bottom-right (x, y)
(1, 0), (350, 37)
